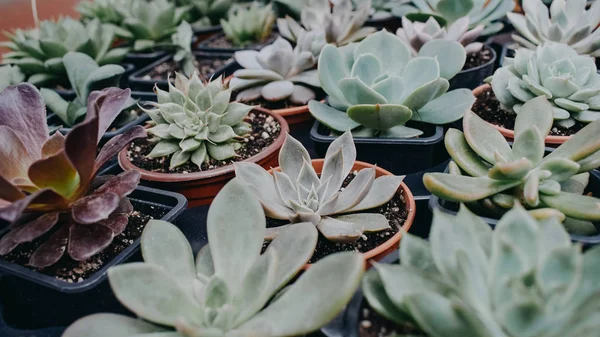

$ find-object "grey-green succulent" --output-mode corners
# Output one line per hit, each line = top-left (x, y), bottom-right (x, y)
(230, 37), (321, 105)
(364, 202), (600, 337)
(354, 0), (412, 20)
(424, 96), (600, 235)
(0, 65), (25, 92)
(491, 43), (600, 128)
(221, 2), (275, 47)
(143, 73), (254, 169)
(62, 178), (365, 337)
(235, 131), (405, 243)
(172, 21), (196, 77)
(1, 18), (129, 86)
(309, 30), (474, 138)
(508, 0), (600, 57)
(397, 16), (484, 54)
(77, 0), (128, 26)
(176, 0), (235, 28)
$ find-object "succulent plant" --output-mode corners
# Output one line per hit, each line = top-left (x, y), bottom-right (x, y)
(364, 202), (600, 337)
(424, 96), (600, 234)
(230, 37), (321, 105)
(63, 178), (364, 337)
(491, 43), (600, 128)
(220, 2), (275, 47)
(276, 0), (376, 47)
(353, 0), (412, 20)
(77, 0), (128, 26)
(235, 131), (404, 243)
(271, 0), (309, 19)
(397, 16), (484, 54)
(171, 21), (196, 77)
(1, 18), (129, 87)
(0, 65), (25, 92)
(176, 0), (235, 28)
(0, 84), (146, 268)
(508, 0), (600, 57)
(309, 30), (474, 138)
(143, 73), (253, 169)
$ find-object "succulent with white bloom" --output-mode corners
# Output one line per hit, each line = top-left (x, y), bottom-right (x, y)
(397, 16), (484, 54)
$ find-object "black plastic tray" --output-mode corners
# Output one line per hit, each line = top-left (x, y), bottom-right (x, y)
(449, 46), (497, 90)
(123, 50), (169, 69)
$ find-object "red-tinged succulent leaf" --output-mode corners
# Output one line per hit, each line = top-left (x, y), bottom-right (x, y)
(68, 223), (114, 261)
(29, 225), (69, 268)
(41, 132), (66, 158)
(64, 114), (98, 196)
(0, 189), (66, 222)
(0, 228), (22, 255)
(71, 193), (120, 224)
(113, 198), (133, 215)
(90, 175), (115, 190)
(0, 126), (37, 182)
(93, 170), (140, 198)
(86, 88), (132, 143)
(93, 126), (146, 174)
(13, 212), (60, 244)
(0, 84), (48, 157)
(98, 214), (128, 235)
(0, 175), (25, 202)
(28, 150), (79, 198)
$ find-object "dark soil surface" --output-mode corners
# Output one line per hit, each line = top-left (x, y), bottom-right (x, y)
(358, 300), (425, 337)
(127, 111), (281, 173)
(204, 32), (278, 50)
(264, 172), (408, 264)
(142, 57), (232, 81)
(463, 46), (494, 71)
(233, 88), (326, 111)
(2, 201), (167, 283)
(473, 86), (585, 137)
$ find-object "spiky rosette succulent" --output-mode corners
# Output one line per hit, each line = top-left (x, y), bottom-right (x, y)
(424, 96), (600, 235)
(235, 131), (404, 243)
(230, 37), (321, 105)
(63, 178), (364, 337)
(220, 2), (275, 47)
(0, 65), (25, 92)
(364, 202), (600, 337)
(508, 0), (600, 57)
(397, 16), (484, 54)
(491, 43), (600, 128)
(0, 84), (146, 268)
(309, 30), (474, 138)
(143, 73), (253, 169)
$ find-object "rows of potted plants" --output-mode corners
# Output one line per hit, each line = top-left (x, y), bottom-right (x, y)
(1, 0), (600, 336)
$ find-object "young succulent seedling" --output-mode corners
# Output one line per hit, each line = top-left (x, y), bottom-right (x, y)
(230, 36), (322, 105)
(142, 73), (253, 169)
(508, 0), (600, 57)
(309, 30), (475, 138)
(235, 131), (405, 243)
(491, 43), (600, 128)
(424, 96), (600, 233)
(397, 16), (484, 54)
(176, 0), (235, 28)
(63, 178), (365, 337)
(221, 2), (275, 47)
(0, 84), (146, 268)
(0, 65), (25, 91)
(364, 202), (600, 337)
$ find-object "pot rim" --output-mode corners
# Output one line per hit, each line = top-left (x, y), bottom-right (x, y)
(457, 44), (497, 74)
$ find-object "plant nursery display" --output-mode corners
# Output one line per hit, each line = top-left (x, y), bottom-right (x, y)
(62, 178), (365, 337)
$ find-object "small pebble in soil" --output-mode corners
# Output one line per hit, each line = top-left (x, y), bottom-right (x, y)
(359, 303), (424, 337)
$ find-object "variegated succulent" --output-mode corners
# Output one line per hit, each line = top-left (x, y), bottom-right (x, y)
(508, 0), (600, 57)
(221, 2), (275, 47)
(309, 30), (474, 138)
(424, 96), (600, 235)
(143, 73), (253, 169)
(364, 202), (600, 337)
(235, 131), (404, 243)
(397, 16), (484, 54)
(0, 65), (25, 92)
(276, 0), (376, 47)
(63, 178), (364, 337)
(0, 84), (146, 268)
(230, 37), (321, 105)
(491, 43), (600, 128)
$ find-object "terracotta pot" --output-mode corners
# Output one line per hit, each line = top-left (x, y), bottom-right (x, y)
(119, 107), (289, 207)
(473, 84), (569, 145)
(271, 159), (416, 269)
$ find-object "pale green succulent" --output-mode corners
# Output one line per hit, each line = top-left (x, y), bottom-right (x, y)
(424, 96), (600, 235)
(235, 131), (404, 243)
(143, 73), (254, 169)
(230, 37), (321, 105)
(77, 0), (128, 26)
(220, 2), (275, 47)
(172, 21), (196, 77)
(309, 30), (474, 138)
(508, 0), (600, 57)
(176, 0), (235, 27)
(491, 43), (600, 128)
(62, 178), (365, 337)
(0, 65), (25, 92)
(364, 202), (600, 337)
(354, 0), (412, 20)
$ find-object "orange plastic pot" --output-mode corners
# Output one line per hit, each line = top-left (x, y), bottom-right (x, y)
(271, 159), (416, 269)
(119, 107), (289, 208)
(473, 84), (570, 145)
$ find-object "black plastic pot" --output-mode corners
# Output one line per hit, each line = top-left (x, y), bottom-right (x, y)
(123, 50), (169, 69)
(195, 31), (278, 54)
(193, 25), (222, 47)
(128, 52), (236, 92)
(365, 16), (402, 32)
(310, 121), (446, 175)
(449, 46), (497, 90)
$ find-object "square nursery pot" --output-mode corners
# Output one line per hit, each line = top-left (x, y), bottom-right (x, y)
(118, 107), (289, 207)
(128, 52), (236, 92)
(193, 25), (223, 47)
(310, 121), (446, 175)
(123, 49), (168, 69)
(448, 45), (497, 90)
(195, 31), (278, 54)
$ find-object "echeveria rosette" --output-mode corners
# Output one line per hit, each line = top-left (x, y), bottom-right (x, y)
(230, 37), (321, 105)
(235, 131), (404, 243)
(491, 43), (600, 128)
(424, 96), (600, 235)
(220, 2), (275, 47)
(508, 0), (600, 57)
(364, 202), (600, 337)
(63, 178), (364, 337)
(309, 30), (475, 138)
(0, 84), (146, 268)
